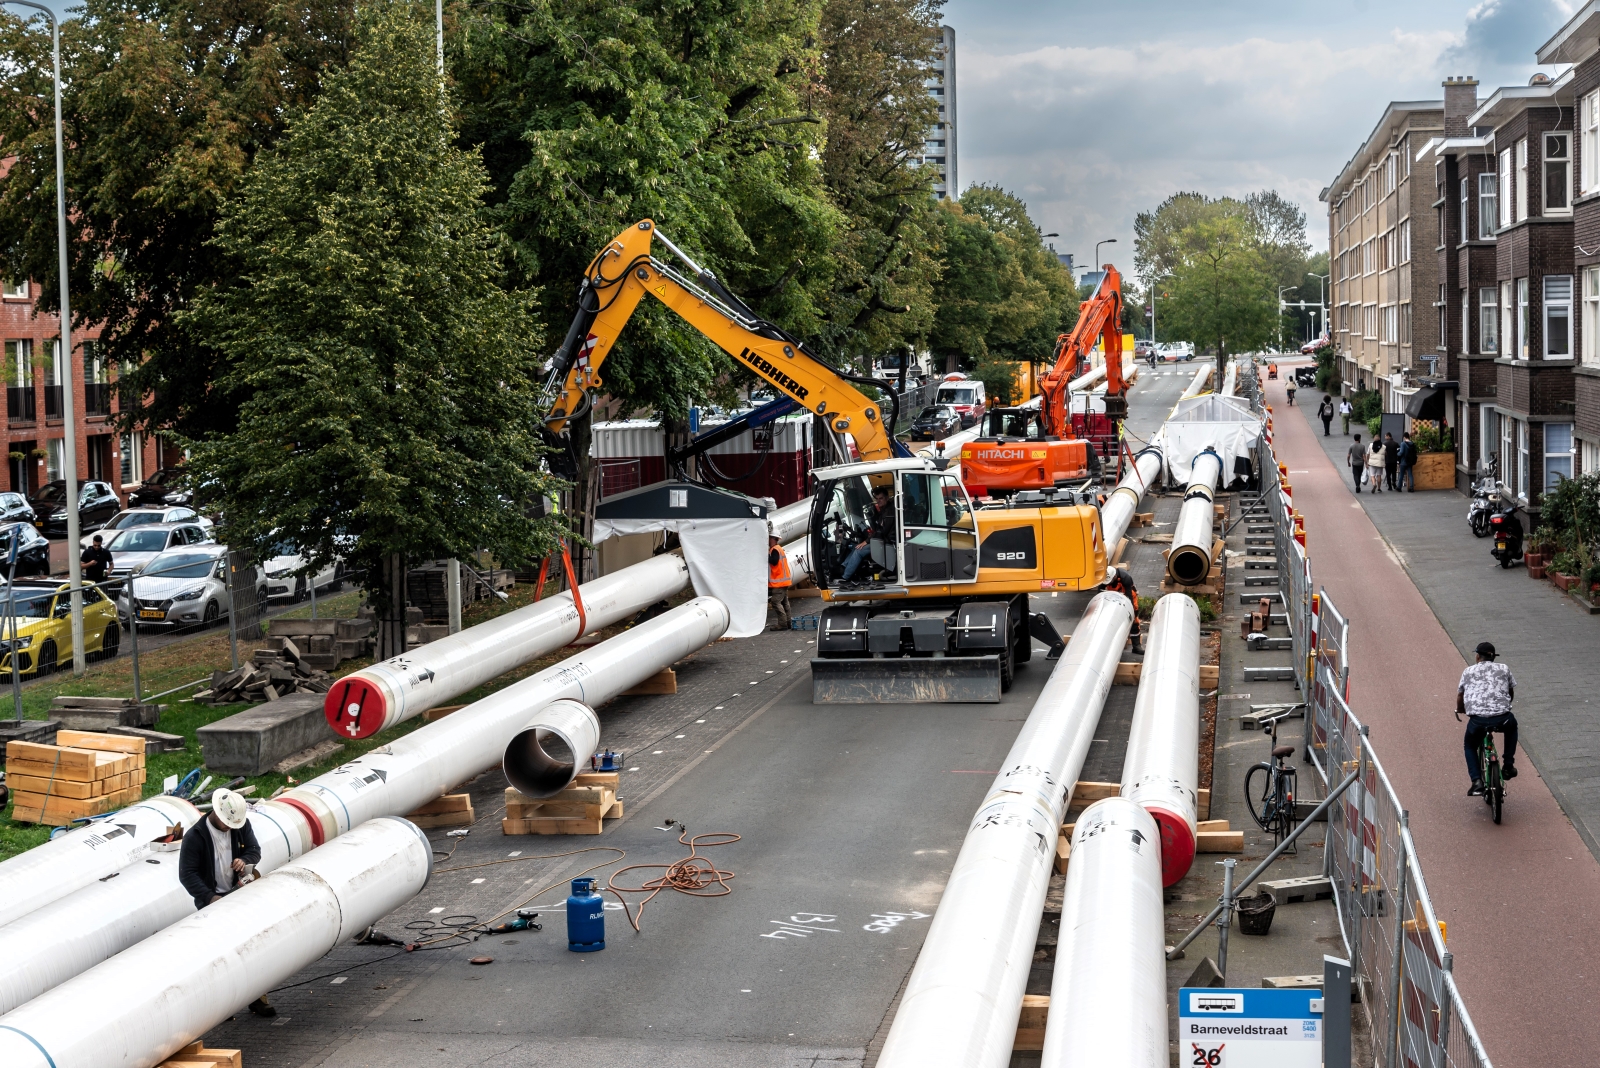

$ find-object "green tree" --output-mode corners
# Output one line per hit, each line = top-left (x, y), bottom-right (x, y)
(0, 0), (354, 439)
(183, 5), (559, 654)
(1159, 214), (1276, 381)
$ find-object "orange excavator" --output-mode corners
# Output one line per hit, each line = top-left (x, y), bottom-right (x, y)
(959, 266), (1129, 497)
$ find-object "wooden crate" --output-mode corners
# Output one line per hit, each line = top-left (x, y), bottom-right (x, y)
(6, 741), (138, 780)
(502, 781), (623, 835)
(621, 668), (677, 696)
(56, 729), (147, 759)
(405, 793), (474, 829)
(159, 1042), (242, 1068)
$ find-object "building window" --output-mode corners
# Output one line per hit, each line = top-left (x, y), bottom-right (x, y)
(1499, 149), (1513, 228)
(1517, 277), (1529, 360)
(1481, 287), (1498, 354)
(1400, 219), (1411, 263)
(1516, 138), (1528, 222)
(1545, 132), (1571, 215)
(1483, 405), (1499, 474)
(1401, 303), (1412, 345)
(1584, 438), (1600, 478)
(1480, 173), (1498, 239)
(1585, 90), (1600, 194)
(1585, 268), (1600, 366)
(1462, 288), (1470, 353)
(1459, 177), (1470, 244)
(1, 281), (25, 300)
(1546, 275), (1573, 358)
(1546, 423), (1575, 491)
(1364, 303), (1378, 340)
(119, 431), (143, 486)
(4, 340), (29, 388)
(45, 438), (63, 484)
(1516, 419), (1529, 499)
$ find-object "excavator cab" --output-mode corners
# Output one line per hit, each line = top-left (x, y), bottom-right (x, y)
(979, 408), (1048, 440)
(810, 460), (977, 590)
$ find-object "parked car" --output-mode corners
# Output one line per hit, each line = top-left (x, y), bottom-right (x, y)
(30, 480), (121, 536)
(81, 506), (214, 551)
(1133, 339), (1154, 357)
(106, 523), (214, 580)
(115, 544), (266, 630)
(128, 467), (190, 508)
(0, 493), (37, 526)
(909, 404), (962, 442)
(263, 540), (345, 602)
(0, 578), (120, 675)
(0, 523), (51, 577)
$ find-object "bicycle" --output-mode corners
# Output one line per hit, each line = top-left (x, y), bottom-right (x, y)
(1244, 716), (1299, 849)
(1459, 711), (1507, 824)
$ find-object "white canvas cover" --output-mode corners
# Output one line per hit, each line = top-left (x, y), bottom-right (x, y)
(1156, 393), (1263, 486)
(591, 516), (768, 638)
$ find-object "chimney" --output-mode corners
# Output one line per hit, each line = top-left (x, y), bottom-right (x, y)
(1443, 76), (1479, 138)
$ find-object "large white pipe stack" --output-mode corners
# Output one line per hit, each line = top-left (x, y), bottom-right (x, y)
(1221, 360), (1239, 396)
(0, 817), (432, 1068)
(1039, 798), (1168, 1068)
(0, 794), (198, 930)
(1099, 445), (1163, 554)
(327, 552), (692, 739)
(1121, 593), (1202, 886)
(1166, 449), (1224, 585)
(0, 597), (729, 1014)
(768, 497), (814, 544)
(1180, 363), (1214, 399)
(876, 592), (1134, 1068)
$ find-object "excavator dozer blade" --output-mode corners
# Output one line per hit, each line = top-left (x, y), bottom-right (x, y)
(809, 655), (1002, 704)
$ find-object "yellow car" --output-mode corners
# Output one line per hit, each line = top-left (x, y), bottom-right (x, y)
(0, 580), (120, 676)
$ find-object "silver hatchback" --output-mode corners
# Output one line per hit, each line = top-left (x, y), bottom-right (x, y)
(114, 544), (265, 629)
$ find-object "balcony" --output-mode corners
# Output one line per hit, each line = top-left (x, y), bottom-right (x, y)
(85, 383), (111, 417)
(7, 387), (35, 424)
(44, 385), (61, 420)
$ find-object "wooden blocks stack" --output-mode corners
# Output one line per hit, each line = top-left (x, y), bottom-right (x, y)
(6, 731), (146, 825)
(502, 772), (623, 835)
(405, 792), (475, 829)
(158, 1042), (241, 1067)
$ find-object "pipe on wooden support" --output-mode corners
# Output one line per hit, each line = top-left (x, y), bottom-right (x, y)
(1221, 360), (1239, 397)
(1180, 364), (1214, 399)
(1039, 798), (1168, 1068)
(876, 592), (1134, 1068)
(326, 552), (692, 739)
(0, 817), (433, 1068)
(1121, 593), (1202, 886)
(1099, 446), (1163, 554)
(0, 794), (198, 930)
(1166, 449), (1224, 586)
(503, 698), (602, 798)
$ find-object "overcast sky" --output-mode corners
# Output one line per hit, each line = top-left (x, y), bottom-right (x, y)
(944, 0), (1583, 282)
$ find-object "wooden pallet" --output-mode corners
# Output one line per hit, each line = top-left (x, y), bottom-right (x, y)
(405, 792), (475, 829)
(1113, 662), (1219, 687)
(621, 668), (677, 696)
(502, 773), (624, 835)
(6, 733), (147, 825)
(158, 1042), (241, 1068)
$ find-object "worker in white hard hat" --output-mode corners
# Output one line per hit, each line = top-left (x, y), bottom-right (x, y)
(179, 788), (274, 1016)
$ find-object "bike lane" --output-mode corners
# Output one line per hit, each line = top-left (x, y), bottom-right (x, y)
(1263, 374), (1600, 1068)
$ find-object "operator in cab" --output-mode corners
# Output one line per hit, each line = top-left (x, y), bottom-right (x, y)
(841, 485), (896, 584)
(1100, 565), (1144, 654)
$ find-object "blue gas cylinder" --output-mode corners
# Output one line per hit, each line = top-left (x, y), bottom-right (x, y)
(566, 877), (606, 952)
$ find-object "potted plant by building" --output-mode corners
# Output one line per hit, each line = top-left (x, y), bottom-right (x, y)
(1410, 422), (1456, 490)
(1540, 474), (1600, 602)
(27, 448), (45, 461)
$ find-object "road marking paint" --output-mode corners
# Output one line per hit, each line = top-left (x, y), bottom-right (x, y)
(331, 977), (347, 984)
(472, 878), (485, 884)
(429, 907), (444, 914)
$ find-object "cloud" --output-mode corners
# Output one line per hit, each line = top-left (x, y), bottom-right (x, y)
(1445, 0), (1574, 66)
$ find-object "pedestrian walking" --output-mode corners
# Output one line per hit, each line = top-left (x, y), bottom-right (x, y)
(178, 789), (275, 1017)
(767, 533), (792, 631)
(1347, 435), (1367, 493)
(1338, 397), (1354, 434)
(1317, 396), (1334, 436)
(1366, 438), (1386, 493)
(1286, 382), (1297, 406)
(1383, 432), (1399, 490)
(1397, 431), (1418, 491)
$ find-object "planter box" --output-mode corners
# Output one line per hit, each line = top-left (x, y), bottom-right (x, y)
(1525, 551), (1545, 570)
(1528, 564), (1547, 580)
(1413, 451), (1455, 490)
(1553, 572), (1576, 592)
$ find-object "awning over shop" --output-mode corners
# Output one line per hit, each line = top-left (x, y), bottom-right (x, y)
(1404, 386), (1448, 421)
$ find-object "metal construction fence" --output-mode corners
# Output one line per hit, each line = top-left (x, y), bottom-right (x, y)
(1242, 367), (1493, 1067)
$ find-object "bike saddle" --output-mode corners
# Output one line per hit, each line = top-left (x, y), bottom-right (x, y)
(1272, 745), (1295, 759)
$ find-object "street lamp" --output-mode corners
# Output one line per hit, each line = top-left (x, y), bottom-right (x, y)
(1278, 286), (1297, 355)
(1312, 272), (1330, 341)
(1095, 238), (1117, 272)
(4, 0), (85, 676)
(436, 0), (444, 75)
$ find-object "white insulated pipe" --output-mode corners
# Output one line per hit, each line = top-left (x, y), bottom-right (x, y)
(503, 698), (602, 798)
(1180, 363), (1214, 399)
(1221, 360), (1238, 397)
(876, 592), (1134, 1068)
(327, 552), (691, 738)
(1099, 446), (1163, 555)
(0, 598), (728, 1015)
(0, 794), (198, 930)
(0, 816), (433, 1068)
(1038, 798), (1168, 1068)
(768, 497), (814, 544)
(1121, 593), (1202, 886)
(1166, 449), (1224, 586)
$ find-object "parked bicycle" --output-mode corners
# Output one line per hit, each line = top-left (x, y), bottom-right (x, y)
(1244, 714), (1299, 849)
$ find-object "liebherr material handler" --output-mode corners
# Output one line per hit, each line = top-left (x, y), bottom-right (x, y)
(544, 220), (1110, 701)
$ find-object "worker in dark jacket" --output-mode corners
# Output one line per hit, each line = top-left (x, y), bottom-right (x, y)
(1101, 566), (1144, 654)
(179, 789), (275, 1017)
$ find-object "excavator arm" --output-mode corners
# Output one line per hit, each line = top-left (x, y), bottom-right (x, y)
(543, 219), (909, 463)
(1037, 265), (1126, 437)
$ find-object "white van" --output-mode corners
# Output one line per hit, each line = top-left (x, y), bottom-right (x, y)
(934, 375), (987, 427)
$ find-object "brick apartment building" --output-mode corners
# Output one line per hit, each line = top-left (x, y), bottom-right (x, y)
(0, 278), (168, 503)
(1322, 102), (1444, 412)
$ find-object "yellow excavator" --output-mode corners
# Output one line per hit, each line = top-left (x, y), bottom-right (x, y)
(544, 220), (1111, 700)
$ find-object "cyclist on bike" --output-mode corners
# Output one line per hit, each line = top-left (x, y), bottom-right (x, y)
(1457, 641), (1518, 795)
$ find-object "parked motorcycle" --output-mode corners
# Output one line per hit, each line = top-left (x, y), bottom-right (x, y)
(1468, 457), (1501, 538)
(1489, 500), (1525, 569)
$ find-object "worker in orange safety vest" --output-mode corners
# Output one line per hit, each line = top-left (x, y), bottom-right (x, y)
(767, 533), (793, 631)
(1100, 565), (1144, 654)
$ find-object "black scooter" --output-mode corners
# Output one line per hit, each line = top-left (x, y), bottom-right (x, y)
(1489, 500), (1524, 569)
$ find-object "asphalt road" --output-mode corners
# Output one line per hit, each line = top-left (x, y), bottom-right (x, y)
(202, 366), (1198, 1068)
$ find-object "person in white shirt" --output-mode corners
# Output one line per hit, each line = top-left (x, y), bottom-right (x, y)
(1457, 641), (1518, 795)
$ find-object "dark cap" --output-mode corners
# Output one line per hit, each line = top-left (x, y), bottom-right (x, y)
(1475, 641), (1497, 659)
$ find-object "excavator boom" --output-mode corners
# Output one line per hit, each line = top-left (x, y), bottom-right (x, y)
(1040, 265), (1126, 436)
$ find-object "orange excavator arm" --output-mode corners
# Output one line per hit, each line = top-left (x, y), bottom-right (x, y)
(1037, 265), (1126, 437)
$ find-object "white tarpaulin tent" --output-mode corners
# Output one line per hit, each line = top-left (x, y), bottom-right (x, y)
(592, 483), (771, 638)
(1156, 393), (1263, 487)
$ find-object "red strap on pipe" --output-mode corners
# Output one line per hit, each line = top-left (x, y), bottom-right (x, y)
(533, 540), (587, 637)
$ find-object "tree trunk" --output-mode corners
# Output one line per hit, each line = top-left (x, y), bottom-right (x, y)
(1216, 337), (1227, 392)
(375, 552), (409, 661)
